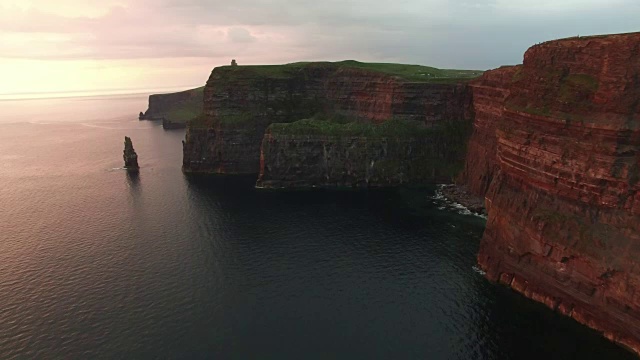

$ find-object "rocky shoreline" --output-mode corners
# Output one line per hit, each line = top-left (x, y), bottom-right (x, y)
(438, 184), (486, 215)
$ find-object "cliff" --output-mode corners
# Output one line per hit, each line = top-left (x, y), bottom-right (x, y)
(459, 66), (518, 196)
(183, 61), (479, 176)
(462, 32), (640, 353)
(257, 118), (471, 188)
(139, 87), (204, 128)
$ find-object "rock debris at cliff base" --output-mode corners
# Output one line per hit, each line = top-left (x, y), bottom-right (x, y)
(437, 184), (486, 215)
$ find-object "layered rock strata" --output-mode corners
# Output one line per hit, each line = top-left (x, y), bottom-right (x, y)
(459, 66), (518, 196)
(463, 33), (640, 353)
(182, 63), (474, 175)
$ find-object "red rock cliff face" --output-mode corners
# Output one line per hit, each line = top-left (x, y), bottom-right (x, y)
(324, 70), (470, 125)
(465, 33), (640, 353)
(460, 66), (518, 195)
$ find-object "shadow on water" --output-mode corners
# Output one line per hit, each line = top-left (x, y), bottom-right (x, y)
(183, 174), (405, 226)
(126, 170), (140, 186)
(179, 174), (636, 360)
(184, 173), (257, 195)
(125, 170), (141, 199)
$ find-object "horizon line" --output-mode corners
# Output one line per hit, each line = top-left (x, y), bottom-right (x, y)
(0, 84), (203, 101)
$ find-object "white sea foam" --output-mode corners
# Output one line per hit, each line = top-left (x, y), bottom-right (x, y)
(472, 265), (487, 276)
(432, 184), (487, 219)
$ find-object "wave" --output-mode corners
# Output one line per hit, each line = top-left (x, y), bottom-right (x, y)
(432, 184), (487, 219)
(472, 265), (487, 276)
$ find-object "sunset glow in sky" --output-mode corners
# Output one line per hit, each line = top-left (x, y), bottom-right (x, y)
(1, 0), (638, 95)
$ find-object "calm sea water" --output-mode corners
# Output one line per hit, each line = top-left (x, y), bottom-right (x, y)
(0, 94), (634, 359)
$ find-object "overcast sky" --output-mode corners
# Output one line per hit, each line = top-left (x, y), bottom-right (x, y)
(1, 0), (638, 95)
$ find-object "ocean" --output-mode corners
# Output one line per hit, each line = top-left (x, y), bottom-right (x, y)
(0, 94), (633, 359)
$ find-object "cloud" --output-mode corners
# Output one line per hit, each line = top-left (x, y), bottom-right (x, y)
(493, 0), (629, 13)
(227, 27), (257, 43)
(1, 0), (640, 93)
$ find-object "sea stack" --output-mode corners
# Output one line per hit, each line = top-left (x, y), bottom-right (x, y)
(123, 136), (139, 170)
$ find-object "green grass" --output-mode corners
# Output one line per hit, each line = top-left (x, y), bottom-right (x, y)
(266, 116), (473, 182)
(189, 112), (259, 129)
(565, 74), (598, 90)
(335, 60), (483, 82)
(185, 60), (482, 128)
(214, 60), (483, 83)
(218, 113), (257, 128)
(159, 86), (204, 123)
(542, 31), (640, 44)
(215, 62), (311, 79)
(268, 118), (434, 137)
(559, 73), (599, 104)
(165, 106), (201, 123)
(187, 60), (482, 129)
(268, 113), (472, 142)
(511, 66), (524, 82)
(506, 70), (599, 119)
(505, 102), (552, 117)
(188, 113), (209, 128)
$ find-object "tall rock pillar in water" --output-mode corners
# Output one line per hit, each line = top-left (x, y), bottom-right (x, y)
(123, 136), (139, 170)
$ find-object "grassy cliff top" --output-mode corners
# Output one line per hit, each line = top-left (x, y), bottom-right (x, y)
(163, 87), (204, 123)
(268, 118), (435, 138)
(213, 60), (483, 83)
(532, 31), (640, 48)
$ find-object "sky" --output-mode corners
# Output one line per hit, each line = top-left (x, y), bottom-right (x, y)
(0, 0), (638, 95)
